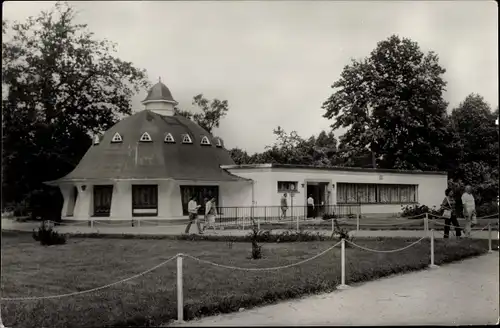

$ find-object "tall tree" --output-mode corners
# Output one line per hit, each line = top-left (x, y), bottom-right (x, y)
(175, 94), (229, 134)
(448, 94), (499, 206)
(322, 35), (452, 171)
(2, 2), (149, 216)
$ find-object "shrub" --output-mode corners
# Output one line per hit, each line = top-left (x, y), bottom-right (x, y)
(476, 201), (499, 217)
(400, 204), (440, 218)
(249, 218), (262, 259)
(331, 219), (354, 246)
(322, 213), (337, 220)
(32, 221), (67, 246)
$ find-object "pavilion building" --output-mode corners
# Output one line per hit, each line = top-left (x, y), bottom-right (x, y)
(47, 79), (448, 221)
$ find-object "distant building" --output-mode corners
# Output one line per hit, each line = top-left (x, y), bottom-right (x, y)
(46, 80), (447, 221)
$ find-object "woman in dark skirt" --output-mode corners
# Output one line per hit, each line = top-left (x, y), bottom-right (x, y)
(440, 188), (462, 239)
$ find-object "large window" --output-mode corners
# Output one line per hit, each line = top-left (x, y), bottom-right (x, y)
(93, 185), (113, 217)
(277, 181), (298, 193)
(337, 183), (418, 204)
(132, 185), (158, 216)
(180, 186), (219, 215)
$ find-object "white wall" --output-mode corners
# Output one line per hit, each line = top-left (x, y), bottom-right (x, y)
(227, 167), (448, 215)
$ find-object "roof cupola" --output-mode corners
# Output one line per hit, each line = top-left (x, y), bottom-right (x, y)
(141, 77), (178, 116)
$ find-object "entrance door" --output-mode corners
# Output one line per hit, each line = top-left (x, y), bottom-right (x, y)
(93, 185), (113, 217)
(180, 186), (219, 215)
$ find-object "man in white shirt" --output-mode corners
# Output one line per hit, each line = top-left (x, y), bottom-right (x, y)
(461, 185), (476, 238)
(307, 194), (315, 218)
(185, 196), (202, 234)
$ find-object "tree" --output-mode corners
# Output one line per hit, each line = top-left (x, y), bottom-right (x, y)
(175, 94), (229, 134)
(322, 35), (453, 171)
(2, 2), (150, 216)
(447, 94), (499, 207)
(229, 127), (339, 166)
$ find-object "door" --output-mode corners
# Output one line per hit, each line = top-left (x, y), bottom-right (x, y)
(180, 186), (219, 215)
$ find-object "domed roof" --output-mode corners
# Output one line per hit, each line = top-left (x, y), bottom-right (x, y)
(142, 80), (177, 104)
(54, 110), (244, 182)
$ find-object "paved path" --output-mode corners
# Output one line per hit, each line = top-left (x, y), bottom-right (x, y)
(171, 252), (499, 326)
(2, 219), (498, 240)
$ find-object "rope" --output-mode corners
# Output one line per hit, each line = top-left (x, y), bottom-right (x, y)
(182, 241), (342, 271)
(47, 220), (88, 226)
(345, 236), (426, 253)
(356, 218), (425, 227)
(428, 212), (499, 220)
(430, 220), (494, 230)
(0, 254), (179, 301)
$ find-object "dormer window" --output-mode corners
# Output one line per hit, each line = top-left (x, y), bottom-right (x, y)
(200, 136), (211, 146)
(139, 132), (152, 142)
(164, 133), (175, 143)
(182, 134), (193, 144)
(111, 132), (123, 143)
(215, 138), (223, 148)
(93, 135), (100, 145)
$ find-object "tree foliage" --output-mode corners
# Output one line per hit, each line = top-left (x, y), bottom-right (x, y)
(2, 2), (149, 216)
(447, 94), (499, 207)
(322, 35), (453, 171)
(175, 94), (229, 134)
(229, 127), (339, 166)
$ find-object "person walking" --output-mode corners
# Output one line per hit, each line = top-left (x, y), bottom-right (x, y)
(185, 196), (202, 234)
(204, 197), (218, 231)
(461, 185), (476, 238)
(307, 194), (315, 218)
(280, 193), (288, 220)
(441, 188), (462, 239)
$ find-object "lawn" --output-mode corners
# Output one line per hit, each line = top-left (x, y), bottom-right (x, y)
(0, 231), (495, 328)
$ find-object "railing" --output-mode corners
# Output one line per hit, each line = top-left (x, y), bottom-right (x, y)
(213, 204), (361, 229)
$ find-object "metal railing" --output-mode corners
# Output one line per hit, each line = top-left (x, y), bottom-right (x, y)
(212, 204), (361, 229)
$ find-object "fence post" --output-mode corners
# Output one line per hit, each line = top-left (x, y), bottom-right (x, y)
(137, 218), (141, 228)
(429, 229), (439, 269)
(296, 214), (300, 232)
(0, 303), (6, 328)
(356, 213), (360, 232)
(424, 213), (429, 237)
(257, 217), (260, 231)
(338, 238), (350, 290)
(176, 254), (184, 322)
(90, 220), (94, 229)
(331, 218), (334, 234)
(488, 224), (493, 253)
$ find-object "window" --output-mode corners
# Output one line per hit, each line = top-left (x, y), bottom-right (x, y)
(200, 136), (211, 146)
(182, 134), (193, 144)
(132, 185), (158, 216)
(139, 132), (152, 142)
(337, 183), (418, 204)
(164, 133), (175, 143)
(277, 181), (298, 193)
(93, 135), (100, 145)
(215, 138), (223, 148)
(93, 185), (113, 217)
(111, 132), (123, 143)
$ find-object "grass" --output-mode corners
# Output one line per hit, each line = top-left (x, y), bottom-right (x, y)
(1, 231), (497, 328)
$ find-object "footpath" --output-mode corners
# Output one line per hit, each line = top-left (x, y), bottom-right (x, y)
(1, 218), (498, 240)
(171, 252), (499, 326)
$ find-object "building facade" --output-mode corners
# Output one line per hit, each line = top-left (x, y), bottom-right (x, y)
(47, 80), (448, 221)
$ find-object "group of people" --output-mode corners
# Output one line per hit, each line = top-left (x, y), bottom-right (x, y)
(440, 185), (477, 238)
(184, 196), (218, 234)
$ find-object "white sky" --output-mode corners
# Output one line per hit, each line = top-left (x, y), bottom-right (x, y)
(3, 1), (498, 154)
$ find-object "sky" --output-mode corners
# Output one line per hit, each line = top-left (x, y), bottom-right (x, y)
(3, 1), (498, 154)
